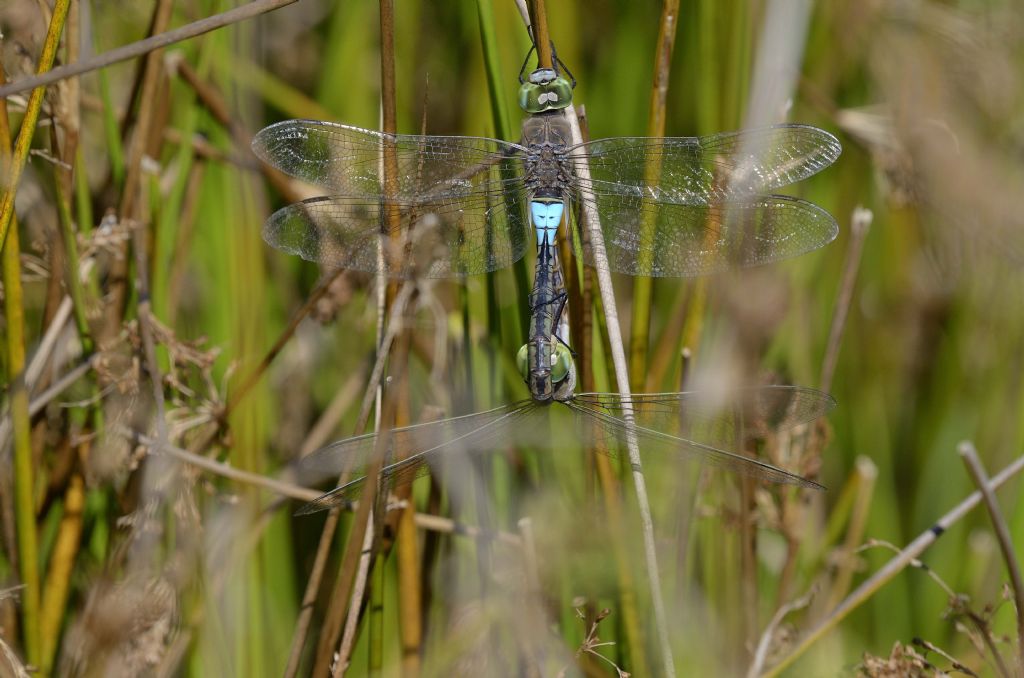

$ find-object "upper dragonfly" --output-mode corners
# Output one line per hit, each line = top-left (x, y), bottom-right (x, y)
(252, 61), (841, 280)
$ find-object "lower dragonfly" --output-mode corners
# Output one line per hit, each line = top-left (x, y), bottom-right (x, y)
(251, 55), (839, 513)
(294, 218), (835, 515)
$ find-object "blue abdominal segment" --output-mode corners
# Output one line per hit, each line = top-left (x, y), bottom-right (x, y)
(530, 201), (564, 245)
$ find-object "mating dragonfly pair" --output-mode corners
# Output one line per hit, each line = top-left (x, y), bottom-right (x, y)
(252, 60), (842, 513)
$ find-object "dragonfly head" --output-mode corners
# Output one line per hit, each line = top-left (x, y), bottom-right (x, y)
(517, 342), (574, 400)
(519, 68), (574, 114)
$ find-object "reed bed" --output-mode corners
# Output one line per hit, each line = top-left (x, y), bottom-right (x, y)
(1, 1), (1024, 676)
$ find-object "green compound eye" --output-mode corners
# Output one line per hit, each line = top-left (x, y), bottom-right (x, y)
(518, 75), (574, 114)
(516, 344), (529, 379)
(551, 344), (572, 382)
(516, 344), (572, 382)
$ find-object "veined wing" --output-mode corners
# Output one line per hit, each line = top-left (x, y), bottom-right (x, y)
(252, 119), (526, 199)
(573, 386), (835, 438)
(564, 395), (826, 489)
(575, 193), (837, 277)
(296, 400), (537, 515)
(263, 191), (529, 278)
(570, 124), (841, 205)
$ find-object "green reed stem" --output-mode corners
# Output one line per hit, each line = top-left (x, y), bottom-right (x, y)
(0, 57), (44, 670)
(369, 554), (386, 676)
(695, 2), (719, 134)
(0, 0), (71, 252)
(477, 0), (529, 344)
(73, 149), (93, 236)
(627, 0), (680, 389)
(2, 216), (39, 669)
(96, 69), (125, 191)
(54, 169), (94, 354)
(476, 0), (513, 142)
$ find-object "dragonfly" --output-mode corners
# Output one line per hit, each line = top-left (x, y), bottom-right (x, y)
(252, 57), (840, 513)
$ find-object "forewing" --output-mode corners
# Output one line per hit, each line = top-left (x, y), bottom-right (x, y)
(252, 119), (525, 198)
(262, 191), (529, 277)
(296, 401), (537, 514)
(571, 124), (841, 204)
(575, 193), (838, 277)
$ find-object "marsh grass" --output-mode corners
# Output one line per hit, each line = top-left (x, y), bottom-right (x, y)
(1, 1), (1024, 676)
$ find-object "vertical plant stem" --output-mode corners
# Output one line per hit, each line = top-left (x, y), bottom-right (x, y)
(528, 0), (553, 68)
(819, 207), (872, 393)
(38, 473), (84, 676)
(0, 0), (71, 251)
(677, 200), (731, 376)
(374, 1), (422, 674)
(476, 0), (513, 141)
(283, 509), (340, 678)
(564, 104), (677, 678)
(281, 352), (381, 676)
(73, 149), (93, 235)
(0, 66), (42, 672)
(821, 458), (877, 611)
(739, 473), (758, 659)
(643, 285), (689, 391)
(96, 68), (126, 190)
(477, 0), (530, 342)
(516, 517), (545, 675)
(530, 8), (677, 671)
(44, 98), (100, 412)
(958, 442), (1024, 672)
(1, 212), (38, 670)
(335, 513), (377, 676)
(578, 111), (649, 678)
(772, 208), (871, 608)
(312, 438), (385, 674)
(104, 0), (173, 334)
(309, 279), (415, 674)
(695, 2), (720, 134)
(52, 164), (94, 353)
(369, 551), (386, 676)
(395, 489), (422, 671)
(314, 355), (407, 674)
(628, 0), (680, 389)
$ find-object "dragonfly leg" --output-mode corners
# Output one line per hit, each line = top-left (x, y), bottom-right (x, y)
(550, 291), (576, 354)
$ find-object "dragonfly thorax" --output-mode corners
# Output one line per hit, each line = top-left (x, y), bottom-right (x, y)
(521, 114), (574, 208)
(521, 112), (573, 148)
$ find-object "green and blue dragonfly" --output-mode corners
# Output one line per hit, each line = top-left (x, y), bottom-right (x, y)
(252, 59), (840, 512)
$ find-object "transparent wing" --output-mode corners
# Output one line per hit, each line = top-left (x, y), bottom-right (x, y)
(263, 191), (529, 278)
(296, 386), (833, 514)
(573, 386), (835, 438)
(565, 390), (829, 488)
(574, 193), (838, 277)
(252, 119), (525, 199)
(296, 400), (538, 515)
(570, 124), (841, 204)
